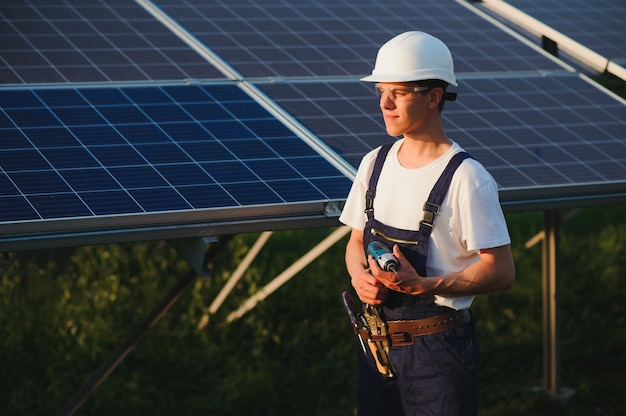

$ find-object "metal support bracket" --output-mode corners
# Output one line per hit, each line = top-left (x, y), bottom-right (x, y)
(324, 200), (344, 217)
(168, 236), (218, 277)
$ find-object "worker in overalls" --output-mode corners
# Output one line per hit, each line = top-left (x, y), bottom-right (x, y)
(339, 31), (516, 416)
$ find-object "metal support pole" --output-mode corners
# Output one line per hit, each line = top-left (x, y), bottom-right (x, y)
(226, 226), (350, 322)
(542, 209), (560, 393)
(211, 232), (272, 313)
(541, 211), (575, 401)
(59, 236), (232, 416)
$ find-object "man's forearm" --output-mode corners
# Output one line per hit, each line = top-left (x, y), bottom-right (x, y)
(435, 245), (515, 295)
(345, 237), (367, 279)
(373, 244), (515, 297)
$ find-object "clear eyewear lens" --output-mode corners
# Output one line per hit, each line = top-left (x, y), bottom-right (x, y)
(375, 84), (429, 101)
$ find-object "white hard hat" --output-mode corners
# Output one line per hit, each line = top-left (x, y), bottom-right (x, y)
(361, 31), (457, 86)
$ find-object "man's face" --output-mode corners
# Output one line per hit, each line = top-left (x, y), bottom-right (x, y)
(376, 82), (431, 138)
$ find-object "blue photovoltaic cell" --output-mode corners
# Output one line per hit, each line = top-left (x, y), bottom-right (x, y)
(259, 74), (626, 189)
(0, 83), (352, 224)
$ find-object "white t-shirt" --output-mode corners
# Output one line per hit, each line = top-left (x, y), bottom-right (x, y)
(339, 139), (511, 310)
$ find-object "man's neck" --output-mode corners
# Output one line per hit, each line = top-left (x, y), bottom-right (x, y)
(396, 135), (452, 169)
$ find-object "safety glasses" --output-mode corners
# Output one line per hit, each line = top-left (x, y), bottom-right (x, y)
(374, 83), (430, 101)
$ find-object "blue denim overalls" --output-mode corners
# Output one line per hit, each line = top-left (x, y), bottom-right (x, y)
(357, 143), (480, 416)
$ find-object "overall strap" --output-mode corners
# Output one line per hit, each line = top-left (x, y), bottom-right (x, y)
(417, 151), (471, 248)
(365, 142), (394, 221)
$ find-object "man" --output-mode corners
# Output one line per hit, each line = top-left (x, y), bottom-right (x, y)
(339, 31), (515, 415)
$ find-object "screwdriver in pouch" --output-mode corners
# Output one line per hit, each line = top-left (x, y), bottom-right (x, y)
(341, 291), (368, 353)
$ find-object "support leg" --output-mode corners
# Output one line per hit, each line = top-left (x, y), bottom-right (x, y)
(542, 209), (560, 393)
(542, 211), (575, 401)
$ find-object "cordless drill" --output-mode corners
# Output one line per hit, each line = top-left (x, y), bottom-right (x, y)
(367, 241), (399, 272)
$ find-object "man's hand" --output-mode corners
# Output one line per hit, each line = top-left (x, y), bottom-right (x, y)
(368, 245), (431, 295)
(351, 266), (389, 305)
(345, 228), (390, 305)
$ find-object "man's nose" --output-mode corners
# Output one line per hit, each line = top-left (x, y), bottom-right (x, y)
(380, 93), (395, 109)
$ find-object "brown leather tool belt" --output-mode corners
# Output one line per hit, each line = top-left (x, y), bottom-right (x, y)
(356, 309), (470, 347)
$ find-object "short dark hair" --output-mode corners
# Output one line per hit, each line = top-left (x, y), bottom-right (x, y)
(411, 79), (455, 111)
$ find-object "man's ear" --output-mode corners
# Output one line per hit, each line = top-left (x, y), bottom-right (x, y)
(428, 87), (444, 109)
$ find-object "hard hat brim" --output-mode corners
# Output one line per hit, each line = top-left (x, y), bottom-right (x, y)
(360, 73), (458, 87)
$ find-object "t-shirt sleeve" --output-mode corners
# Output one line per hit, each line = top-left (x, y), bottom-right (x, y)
(459, 165), (511, 252)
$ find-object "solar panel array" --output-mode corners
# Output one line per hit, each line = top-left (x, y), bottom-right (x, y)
(1, 0), (625, 250)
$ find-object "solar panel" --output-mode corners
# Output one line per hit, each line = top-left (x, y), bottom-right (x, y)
(154, 0), (565, 78)
(0, 0), (223, 84)
(0, 83), (352, 246)
(258, 74), (626, 203)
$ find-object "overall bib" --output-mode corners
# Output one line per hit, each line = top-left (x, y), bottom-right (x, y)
(356, 143), (480, 416)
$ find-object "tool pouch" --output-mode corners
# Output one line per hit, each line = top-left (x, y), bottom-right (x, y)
(362, 304), (395, 378)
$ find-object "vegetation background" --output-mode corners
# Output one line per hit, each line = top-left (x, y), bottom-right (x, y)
(2, 205), (625, 416)
(2, 78), (625, 416)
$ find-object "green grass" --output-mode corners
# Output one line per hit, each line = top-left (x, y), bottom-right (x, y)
(1, 205), (625, 415)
